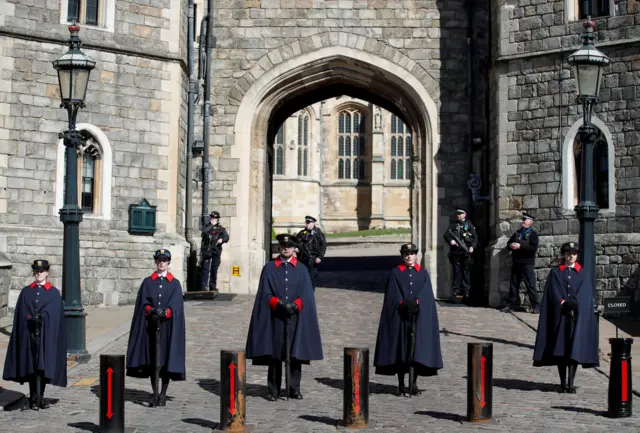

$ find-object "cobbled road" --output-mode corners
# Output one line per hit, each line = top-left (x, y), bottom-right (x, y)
(2, 257), (638, 432)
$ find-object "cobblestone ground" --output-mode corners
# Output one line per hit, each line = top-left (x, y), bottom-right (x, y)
(2, 265), (639, 432)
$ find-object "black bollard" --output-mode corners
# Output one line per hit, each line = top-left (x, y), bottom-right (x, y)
(607, 338), (633, 418)
(467, 343), (493, 423)
(99, 355), (125, 433)
(343, 348), (369, 428)
(220, 350), (246, 431)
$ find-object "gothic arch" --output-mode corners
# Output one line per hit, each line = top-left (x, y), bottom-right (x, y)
(55, 123), (113, 219)
(561, 116), (615, 213)
(225, 44), (441, 296)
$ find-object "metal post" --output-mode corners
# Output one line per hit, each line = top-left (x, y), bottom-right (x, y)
(467, 343), (492, 423)
(99, 355), (126, 433)
(184, 0), (199, 291)
(220, 350), (246, 432)
(201, 0), (215, 224)
(60, 105), (89, 363)
(607, 338), (633, 418)
(343, 347), (369, 429)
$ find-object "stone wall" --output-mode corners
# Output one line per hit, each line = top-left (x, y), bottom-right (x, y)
(488, 0), (640, 308)
(0, 251), (12, 319)
(0, 0), (190, 306)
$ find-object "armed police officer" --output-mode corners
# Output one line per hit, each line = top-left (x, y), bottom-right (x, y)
(200, 211), (229, 292)
(443, 208), (478, 301)
(295, 216), (327, 291)
(502, 212), (540, 313)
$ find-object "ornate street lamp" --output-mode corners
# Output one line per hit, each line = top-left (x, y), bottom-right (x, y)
(567, 17), (609, 310)
(52, 23), (96, 362)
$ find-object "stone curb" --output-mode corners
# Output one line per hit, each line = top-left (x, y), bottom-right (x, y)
(510, 311), (640, 397)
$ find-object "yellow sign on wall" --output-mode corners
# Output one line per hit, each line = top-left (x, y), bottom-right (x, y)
(232, 266), (241, 277)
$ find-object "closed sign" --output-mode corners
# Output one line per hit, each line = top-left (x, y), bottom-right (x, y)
(603, 297), (631, 315)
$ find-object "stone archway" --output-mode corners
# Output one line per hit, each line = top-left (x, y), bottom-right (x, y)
(223, 43), (442, 296)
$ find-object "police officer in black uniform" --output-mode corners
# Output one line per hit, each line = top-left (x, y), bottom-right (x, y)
(443, 208), (478, 301)
(200, 211), (229, 292)
(295, 216), (327, 291)
(502, 212), (540, 313)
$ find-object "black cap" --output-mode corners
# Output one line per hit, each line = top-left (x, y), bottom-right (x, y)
(305, 216), (317, 223)
(561, 242), (579, 254)
(522, 212), (534, 221)
(276, 233), (297, 248)
(400, 243), (419, 254)
(455, 208), (467, 214)
(210, 211), (220, 218)
(31, 259), (50, 272)
(154, 249), (172, 260)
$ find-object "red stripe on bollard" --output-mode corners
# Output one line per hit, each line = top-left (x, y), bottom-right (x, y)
(467, 343), (492, 423)
(219, 350), (247, 432)
(621, 360), (628, 402)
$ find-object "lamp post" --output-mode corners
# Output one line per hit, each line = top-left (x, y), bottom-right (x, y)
(567, 17), (609, 308)
(52, 23), (96, 362)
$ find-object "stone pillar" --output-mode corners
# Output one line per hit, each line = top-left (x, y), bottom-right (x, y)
(370, 105), (385, 228)
(0, 251), (11, 319)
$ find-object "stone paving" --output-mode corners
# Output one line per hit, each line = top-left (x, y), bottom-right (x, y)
(1, 267), (639, 432)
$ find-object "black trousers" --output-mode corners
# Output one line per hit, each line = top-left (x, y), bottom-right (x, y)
(200, 254), (221, 291)
(509, 262), (539, 310)
(268, 359), (302, 396)
(450, 255), (471, 296)
(300, 257), (318, 291)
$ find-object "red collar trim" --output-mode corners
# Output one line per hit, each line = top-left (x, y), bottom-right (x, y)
(29, 282), (52, 290)
(559, 262), (581, 272)
(275, 256), (297, 268)
(151, 272), (174, 282)
(398, 264), (421, 272)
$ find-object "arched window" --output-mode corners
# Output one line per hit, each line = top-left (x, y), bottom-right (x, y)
(337, 108), (366, 180)
(274, 125), (285, 175)
(56, 123), (112, 219)
(297, 112), (309, 177)
(572, 128), (609, 209)
(390, 114), (412, 179)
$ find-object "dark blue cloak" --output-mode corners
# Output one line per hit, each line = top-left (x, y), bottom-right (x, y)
(374, 265), (443, 376)
(245, 257), (323, 365)
(533, 263), (599, 367)
(126, 272), (186, 380)
(3, 282), (67, 387)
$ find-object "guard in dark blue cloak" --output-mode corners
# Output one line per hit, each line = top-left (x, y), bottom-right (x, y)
(374, 243), (443, 396)
(533, 242), (599, 393)
(245, 234), (323, 401)
(3, 259), (67, 410)
(126, 249), (186, 407)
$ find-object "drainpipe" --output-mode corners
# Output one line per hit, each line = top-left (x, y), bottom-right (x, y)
(318, 101), (325, 224)
(200, 0), (215, 225)
(185, 0), (198, 290)
(466, 0), (475, 215)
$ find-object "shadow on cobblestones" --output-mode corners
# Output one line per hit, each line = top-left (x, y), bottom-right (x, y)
(440, 328), (535, 349)
(551, 405), (606, 417)
(67, 421), (99, 432)
(315, 377), (400, 395)
(298, 414), (339, 426)
(89, 385), (168, 406)
(182, 417), (217, 430)
(492, 378), (560, 393)
(414, 410), (464, 423)
(197, 378), (271, 400)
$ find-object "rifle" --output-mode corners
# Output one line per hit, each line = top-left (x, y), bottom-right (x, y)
(284, 315), (290, 401)
(408, 311), (417, 398)
(446, 228), (470, 256)
(27, 312), (43, 410)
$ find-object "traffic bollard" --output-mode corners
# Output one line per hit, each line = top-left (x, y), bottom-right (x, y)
(608, 338), (633, 418)
(99, 355), (126, 433)
(343, 347), (369, 428)
(467, 343), (492, 423)
(220, 350), (247, 431)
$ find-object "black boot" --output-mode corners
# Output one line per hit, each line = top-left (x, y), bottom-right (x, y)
(567, 363), (577, 394)
(39, 380), (49, 409)
(148, 376), (159, 407)
(395, 373), (407, 396)
(26, 379), (39, 411)
(158, 377), (169, 406)
(557, 364), (567, 393)
(410, 376), (421, 395)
